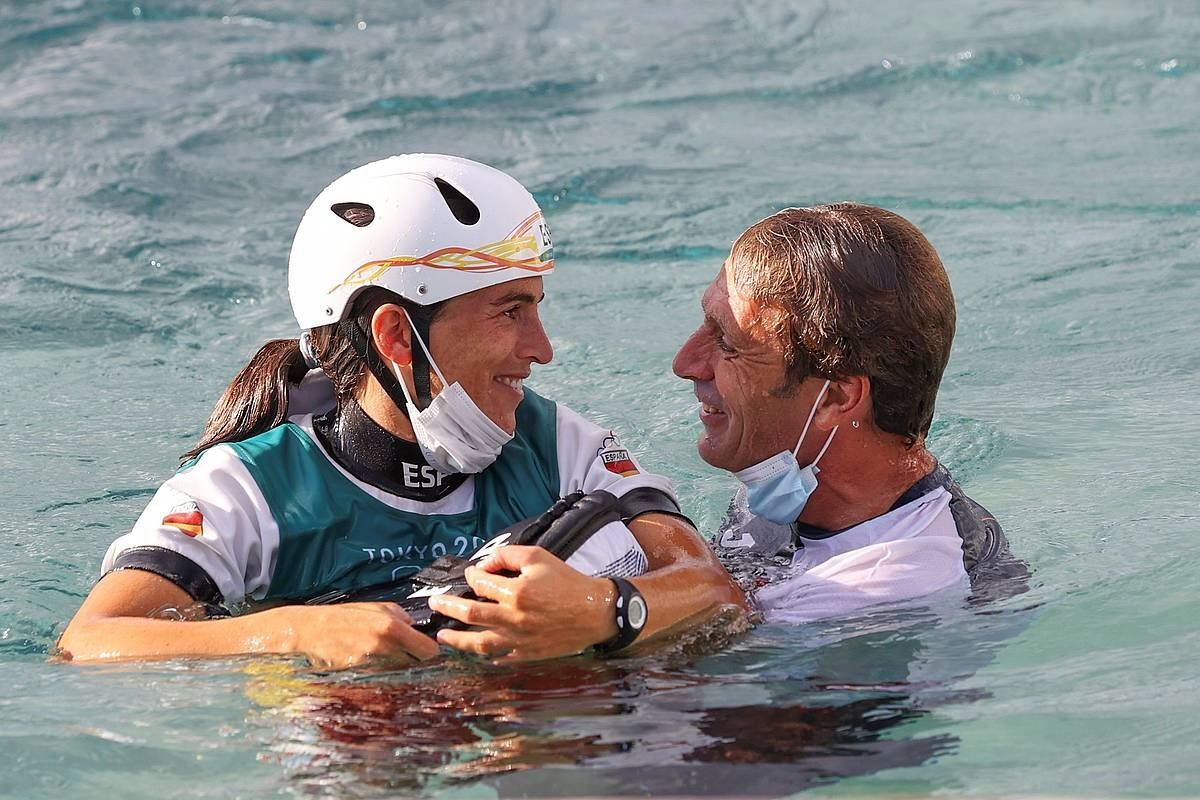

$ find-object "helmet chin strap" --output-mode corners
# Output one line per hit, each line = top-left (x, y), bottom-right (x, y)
(407, 308), (435, 409)
(341, 306), (438, 417)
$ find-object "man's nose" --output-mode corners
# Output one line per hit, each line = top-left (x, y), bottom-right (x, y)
(672, 328), (712, 382)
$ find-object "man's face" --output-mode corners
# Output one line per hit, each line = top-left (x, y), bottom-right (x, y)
(672, 265), (818, 472)
(427, 276), (552, 434)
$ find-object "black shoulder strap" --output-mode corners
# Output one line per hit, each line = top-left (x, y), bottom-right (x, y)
(533, 491), (622, 560)
(503, 487), (692, 562)
(615, 486), (689, 525)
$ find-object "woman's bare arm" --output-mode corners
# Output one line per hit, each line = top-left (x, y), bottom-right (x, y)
(58, 569), (440, 669)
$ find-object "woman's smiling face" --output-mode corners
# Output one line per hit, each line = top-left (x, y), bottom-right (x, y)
(426, 276), (553, 434)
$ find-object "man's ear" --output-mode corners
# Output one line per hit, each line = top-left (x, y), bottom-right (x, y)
(371, 303), (413, 367)
(818, 375), (871, 428)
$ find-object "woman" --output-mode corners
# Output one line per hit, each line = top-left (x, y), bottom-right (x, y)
(59, 154), (744, 668)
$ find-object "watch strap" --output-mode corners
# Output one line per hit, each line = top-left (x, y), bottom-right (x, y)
(595, 577), (647, 654)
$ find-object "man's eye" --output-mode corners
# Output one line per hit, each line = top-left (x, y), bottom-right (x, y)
(502, 305), (521, 319)
(716, 334), (736, 354)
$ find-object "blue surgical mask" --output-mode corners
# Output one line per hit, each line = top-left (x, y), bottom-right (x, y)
(734, 380), (838, 525)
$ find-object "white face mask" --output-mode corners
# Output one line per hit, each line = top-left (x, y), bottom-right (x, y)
(391, 310), (513, 475)
(733, 380), (838, 525)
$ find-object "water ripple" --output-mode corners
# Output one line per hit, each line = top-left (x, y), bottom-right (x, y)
(346, 79), (592, 121)
(36, 487), (157, 514)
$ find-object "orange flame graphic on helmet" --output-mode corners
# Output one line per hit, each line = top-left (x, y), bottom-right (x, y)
(329, 212), (554, 294)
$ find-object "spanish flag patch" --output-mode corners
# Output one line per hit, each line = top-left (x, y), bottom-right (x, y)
(598, 435), (640, 477)
(163, 501), (203, 537)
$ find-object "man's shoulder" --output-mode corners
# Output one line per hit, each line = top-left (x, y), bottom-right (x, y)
(916, 465), (1029, 596)
(943, 482), (1004, 573)
(920, 465), (1005, 574)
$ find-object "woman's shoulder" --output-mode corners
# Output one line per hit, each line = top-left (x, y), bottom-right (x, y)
(177, 420), (323, 490)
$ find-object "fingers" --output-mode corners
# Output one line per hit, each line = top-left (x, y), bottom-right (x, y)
(367, 601), (413, 625)
(435, 626), (513, 658)
(439, 633), (580, 664)
(473, 544), (549, 575)
(461, 564), (519, 602)
(426, 593), (509, 628)
(348, 602), (440, 661)
(391, 624), (440, 661)
(377, 603), (439, 660)
(425, 547), (601, 662)
(467, 544), (561, 602)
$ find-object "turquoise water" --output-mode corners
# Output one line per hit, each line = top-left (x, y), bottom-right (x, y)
(2, 1), (1198, 797)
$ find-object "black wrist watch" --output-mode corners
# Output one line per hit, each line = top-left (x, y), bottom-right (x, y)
(595, 577), (647, 654)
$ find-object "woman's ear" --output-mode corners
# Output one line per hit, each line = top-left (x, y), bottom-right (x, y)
(370, 303), (413, 366)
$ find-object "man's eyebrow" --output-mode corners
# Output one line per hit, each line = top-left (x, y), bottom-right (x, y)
(700, 295), (756, 348)
(490, 291), (544, 306)
(700, 296), (729, 331)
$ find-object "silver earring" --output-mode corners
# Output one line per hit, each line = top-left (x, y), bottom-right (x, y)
(851, 420), (860, 429)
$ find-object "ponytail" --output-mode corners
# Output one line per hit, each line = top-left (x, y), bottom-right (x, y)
(180, 339), (309, 464)
(180, 288), (445, 465)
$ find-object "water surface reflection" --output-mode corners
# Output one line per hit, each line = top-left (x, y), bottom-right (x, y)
(246, 601), (1031, 798)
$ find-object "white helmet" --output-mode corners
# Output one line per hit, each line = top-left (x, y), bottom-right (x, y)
(288, 154), (554, 329)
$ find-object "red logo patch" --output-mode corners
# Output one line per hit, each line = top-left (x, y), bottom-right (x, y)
(163, 501), (203, 537)
(600, 448), (639, 477)
(597, 433), (640, 477)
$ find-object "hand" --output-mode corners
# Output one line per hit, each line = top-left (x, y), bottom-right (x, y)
(428, 545), (618, 661)
(282, 602), (441, 669)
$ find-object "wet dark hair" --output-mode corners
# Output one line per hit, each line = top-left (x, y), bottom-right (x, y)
(180, 288), (443, 464)
(728, 203), (956, 447)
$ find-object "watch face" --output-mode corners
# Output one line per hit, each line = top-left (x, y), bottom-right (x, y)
(627, 594), (648, 630)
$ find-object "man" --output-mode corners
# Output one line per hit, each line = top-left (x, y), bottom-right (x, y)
(672, 203), (1015, 623)
(59, 155), (744, 667)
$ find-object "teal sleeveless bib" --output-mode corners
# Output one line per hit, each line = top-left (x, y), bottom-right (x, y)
(224, 390), (560, 602)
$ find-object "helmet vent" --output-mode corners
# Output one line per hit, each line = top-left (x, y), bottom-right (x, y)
(331, 202), (375, 227)
(434, 178), (480, 225)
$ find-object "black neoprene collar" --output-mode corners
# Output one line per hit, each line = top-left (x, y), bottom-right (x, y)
(312, 399), (467, 501)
